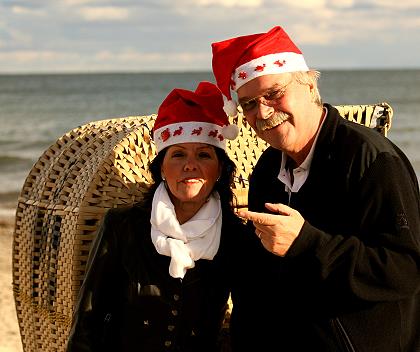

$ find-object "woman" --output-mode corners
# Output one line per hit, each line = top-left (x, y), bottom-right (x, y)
(66, 81), (245, 351)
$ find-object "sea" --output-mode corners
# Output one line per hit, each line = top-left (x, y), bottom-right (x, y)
(1, 70), (420, 207)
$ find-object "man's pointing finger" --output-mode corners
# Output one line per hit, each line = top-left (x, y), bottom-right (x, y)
(237, 210), (279, 225)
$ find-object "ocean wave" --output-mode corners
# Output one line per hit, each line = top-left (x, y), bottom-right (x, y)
(0, 155), (35, 175)
(0, 138), (53, 152)
(0, 154), (34, 164)
(0, 170), (28, 196)
(0, 190), (20, 203)
(0, 190), (19, 213)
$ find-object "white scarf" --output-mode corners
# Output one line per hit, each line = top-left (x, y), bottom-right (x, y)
(150, 182), (222, 279)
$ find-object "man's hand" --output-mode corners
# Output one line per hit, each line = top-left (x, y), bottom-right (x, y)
(237, 203), (305, 256)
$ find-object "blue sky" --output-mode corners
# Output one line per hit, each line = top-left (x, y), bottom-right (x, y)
(1, 0), (420, 73)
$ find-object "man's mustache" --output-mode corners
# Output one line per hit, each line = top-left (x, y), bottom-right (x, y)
(256, 111), (290, 131)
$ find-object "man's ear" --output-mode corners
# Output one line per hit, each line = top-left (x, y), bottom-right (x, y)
(309, 83), (316, 101)
(309, 82), (314, 91)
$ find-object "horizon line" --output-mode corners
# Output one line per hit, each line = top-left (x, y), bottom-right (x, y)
(1, 67), (420, 76)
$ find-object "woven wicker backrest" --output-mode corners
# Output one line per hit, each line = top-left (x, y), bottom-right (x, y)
(12, 102), (393, 351)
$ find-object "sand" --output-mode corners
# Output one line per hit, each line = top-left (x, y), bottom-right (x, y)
(0, 197), (24, 352)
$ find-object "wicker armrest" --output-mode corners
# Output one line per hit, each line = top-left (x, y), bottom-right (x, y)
(335, 102), (393, 137)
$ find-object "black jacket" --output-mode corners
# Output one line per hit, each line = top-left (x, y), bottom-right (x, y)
(67, 201), (247, 352)
(230, 104), (420, 352)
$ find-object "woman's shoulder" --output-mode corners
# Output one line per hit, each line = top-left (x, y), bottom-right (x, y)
(104, 202), (150, 229)
(254, 146), (282, 178)
(99, 203), (152, 255)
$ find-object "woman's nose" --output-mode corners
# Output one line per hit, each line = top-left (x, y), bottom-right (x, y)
(183, 157), (198, 171)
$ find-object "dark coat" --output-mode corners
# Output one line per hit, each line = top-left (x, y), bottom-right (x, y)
(230, 104), (420, 352)
(66, 201), (246, 352)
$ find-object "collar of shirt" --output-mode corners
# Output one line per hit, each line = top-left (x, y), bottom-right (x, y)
(278, 106), (328, 193)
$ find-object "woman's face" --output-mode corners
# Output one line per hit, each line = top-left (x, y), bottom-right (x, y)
(161, 143), (222, 211)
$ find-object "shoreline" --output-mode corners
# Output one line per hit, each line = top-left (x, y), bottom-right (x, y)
(0, 191), (19, 217)
(0, 199), (24, 352)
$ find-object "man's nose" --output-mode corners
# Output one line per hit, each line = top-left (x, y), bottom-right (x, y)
(256, 100), (274, 120)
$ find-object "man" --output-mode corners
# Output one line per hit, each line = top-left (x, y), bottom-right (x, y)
(212, 26), (420, 351)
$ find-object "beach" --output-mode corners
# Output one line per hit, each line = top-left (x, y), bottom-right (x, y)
(0, 194), (23, 352)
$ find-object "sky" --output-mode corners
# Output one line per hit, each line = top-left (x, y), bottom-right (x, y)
(1, 0), (420, 73)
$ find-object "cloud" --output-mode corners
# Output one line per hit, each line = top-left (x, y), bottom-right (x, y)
(403, 17), (420, 28)
(328, 0), (355, 7)
(293, 24), (334, 45)
(170, 0), (262, 9)
(280, 0), (326, 9)
(11, 5), (46, 16)
(0, 48), (209, 73)
(0, 50), (77, 63)
(63, 0), (102, 5)
(372, 0), (420, 7)
(78, 6), (130, 21)
(196, 0), (262, 6)
(7, 28), (33, 47)
(264, 0), (355, 10)
(93, 49), (209, 70)
(0, 0), (419, 72)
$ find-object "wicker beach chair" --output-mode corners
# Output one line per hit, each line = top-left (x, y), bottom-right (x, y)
(12, 102), (393, 352)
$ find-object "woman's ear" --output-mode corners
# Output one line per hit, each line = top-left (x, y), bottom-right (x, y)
(217, 162), (223, 181)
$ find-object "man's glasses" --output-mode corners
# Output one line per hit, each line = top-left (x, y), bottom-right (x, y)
(239, 80), (293, 114)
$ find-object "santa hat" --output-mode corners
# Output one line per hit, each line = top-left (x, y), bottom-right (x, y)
(153, 81), (239, 152)
(211, 26), (309, 116)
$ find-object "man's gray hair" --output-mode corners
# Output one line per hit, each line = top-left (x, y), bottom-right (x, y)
(292, 70), (322, 107)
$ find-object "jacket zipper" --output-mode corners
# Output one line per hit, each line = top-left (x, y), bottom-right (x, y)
(332, 318), (356, 352)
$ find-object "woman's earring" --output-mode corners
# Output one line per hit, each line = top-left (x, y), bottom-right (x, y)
(161, 174), (166, 181)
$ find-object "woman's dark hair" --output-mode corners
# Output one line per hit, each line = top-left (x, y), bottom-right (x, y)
(142, 145), (237, 213)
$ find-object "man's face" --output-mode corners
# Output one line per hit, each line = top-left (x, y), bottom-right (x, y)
(237, 72), (318, 159)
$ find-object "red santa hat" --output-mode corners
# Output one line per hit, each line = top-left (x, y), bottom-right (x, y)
(153, 81), (239, 152)
(211, 26), (309, 116)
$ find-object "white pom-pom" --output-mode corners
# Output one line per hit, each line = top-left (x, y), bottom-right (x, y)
(222, 124), (239, 140)
(223, 97), (238, 117)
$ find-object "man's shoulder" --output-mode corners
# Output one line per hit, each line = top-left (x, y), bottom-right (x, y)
(254, 146), (282, 174)
(258, 145), (282, 162)
(337, 118), (394, 155)
(324, 103), (393, 153)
